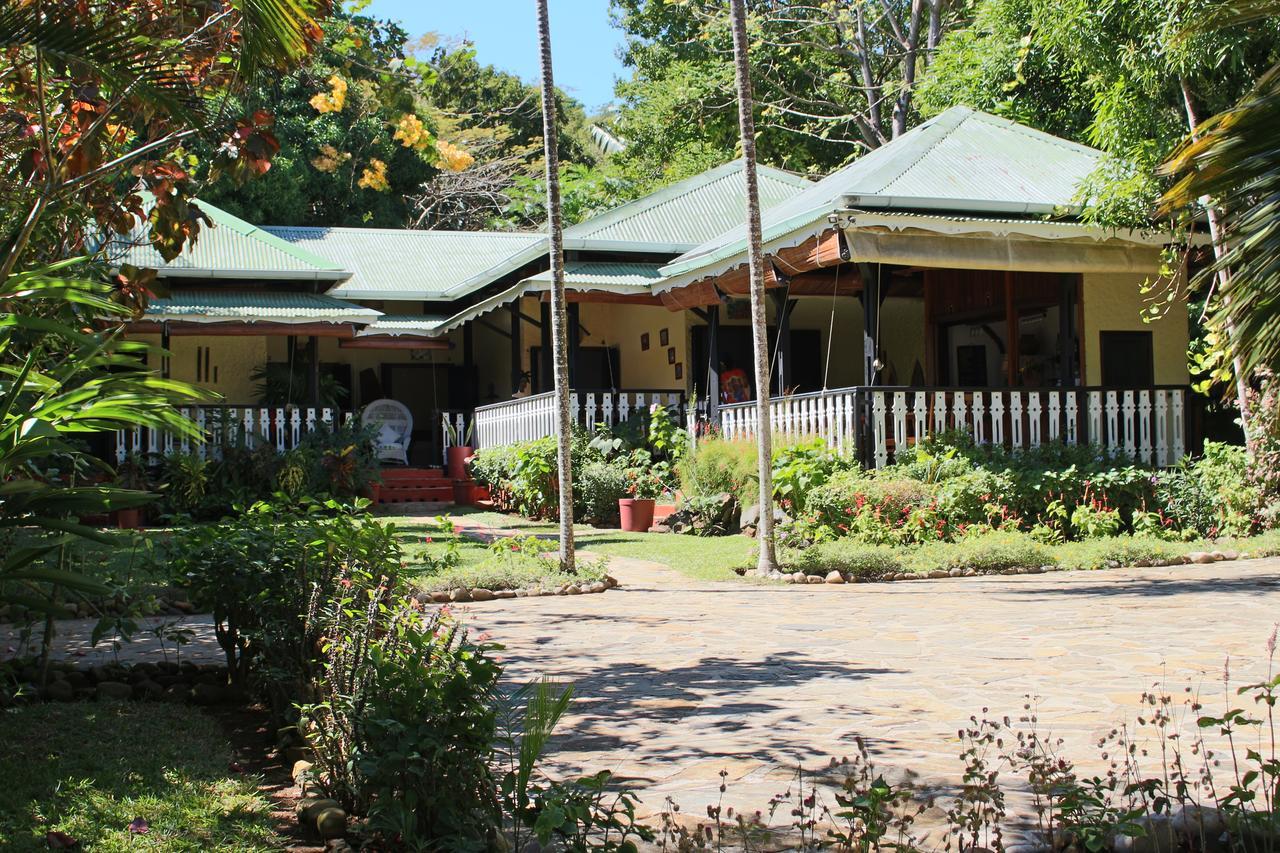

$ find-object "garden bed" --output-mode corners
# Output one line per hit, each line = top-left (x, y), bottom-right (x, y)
(778, 529), (1280, 584)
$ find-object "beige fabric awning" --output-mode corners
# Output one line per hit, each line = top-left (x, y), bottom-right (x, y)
(837, 210), (1179, 274)
(842, 229), (1163, 273)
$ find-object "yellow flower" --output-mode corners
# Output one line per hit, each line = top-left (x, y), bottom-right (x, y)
(393, 113), (432, 150)
(357, 158), (389, 191)
(310, 144), (351, 173)
(309, 75), (348, 113)
(435, 139), (474, 172)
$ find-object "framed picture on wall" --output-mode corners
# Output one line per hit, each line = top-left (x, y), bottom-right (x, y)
(640, 332), (650, 351)
(659, 328), (669, 346)
(674, 362), (683, 380)
(667, 347), (676, 364)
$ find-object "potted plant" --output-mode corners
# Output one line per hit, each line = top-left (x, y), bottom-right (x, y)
(444, 417), (475, 480)
(619, 466), (664, 533)
(113, 452), (150, 529)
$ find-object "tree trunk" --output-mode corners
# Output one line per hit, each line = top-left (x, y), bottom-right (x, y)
(729, 0), (779, 575)
(1181, 78), (1252, 445)
(536, 0), (575, 571)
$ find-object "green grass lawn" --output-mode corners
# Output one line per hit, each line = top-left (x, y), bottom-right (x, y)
(423, 507), (758, 583)
(0, 702), (281, 852)
(572, 530), (756, 582)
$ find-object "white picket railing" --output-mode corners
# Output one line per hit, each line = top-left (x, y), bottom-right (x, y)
(114, 405), (352, 463)
(719, 387), (861, 456)
(473, 389), (686, 449)
(717, 385), (1188, 469)
(473, 391), (557, 448)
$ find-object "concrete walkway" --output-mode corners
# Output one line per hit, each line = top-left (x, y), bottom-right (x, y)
(456, 554), (1280, 841)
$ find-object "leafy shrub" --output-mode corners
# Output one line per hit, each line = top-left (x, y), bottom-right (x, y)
(300, 598), (503, 848)
(576, 459), (629, 525)
(468, 430), (600, 520)
(676, 437), (756, 501)
(161, 500), (401, 721)
(1155, 440), (1258, 537)
(803, 470), (941, 544)
(771, 437), (849, 515)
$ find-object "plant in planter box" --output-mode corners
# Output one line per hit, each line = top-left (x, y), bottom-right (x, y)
(444, 417), (476, 480)
(619, 456), (665, 533)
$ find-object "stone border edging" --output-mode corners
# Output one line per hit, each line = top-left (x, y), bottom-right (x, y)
(416, 573), (619, 604)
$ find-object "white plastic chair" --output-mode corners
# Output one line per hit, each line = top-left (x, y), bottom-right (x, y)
(362, 399), (413, 466)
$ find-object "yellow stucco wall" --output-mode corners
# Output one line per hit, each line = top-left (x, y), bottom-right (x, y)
(132, 333), (267, 402)
(1081, 273), (1189, 385)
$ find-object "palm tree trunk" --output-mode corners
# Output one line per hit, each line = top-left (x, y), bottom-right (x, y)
(729, 0), (779, 574)
(535, 0), (575, 571)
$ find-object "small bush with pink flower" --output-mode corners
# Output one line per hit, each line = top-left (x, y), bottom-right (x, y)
(788, 434), (1263, 546)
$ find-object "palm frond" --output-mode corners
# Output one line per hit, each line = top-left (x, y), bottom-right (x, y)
(1196, 0), (1280, 32)
(1161, 63), (1280, 378)
(0, 2), (202, 122)
(231, 0), (324, 78)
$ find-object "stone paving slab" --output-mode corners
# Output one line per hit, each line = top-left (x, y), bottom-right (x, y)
(455, 554), (1280, 842)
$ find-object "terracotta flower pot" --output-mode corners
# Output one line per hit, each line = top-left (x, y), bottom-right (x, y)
(447, 445), (473, 480)
(114, 508), (141, 530)
(618, 498), (656, 533)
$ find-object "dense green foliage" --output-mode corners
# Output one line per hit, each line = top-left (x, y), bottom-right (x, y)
(1, 0), (327, 670)
(159, 501), (400, 717)
(470, 405), (688, 523)
(677, 432), (1262, 546)
(196, 12), (439, 226)
(153, 499), (646, 848)
(131, 420), (382, 521)
(610, 0), (968, 190)
(917, 0), (1280, 226)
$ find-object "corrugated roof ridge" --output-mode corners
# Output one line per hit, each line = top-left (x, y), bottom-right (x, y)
(564, 159), (808, 240)
(967, 109), (1103, 158)
(853, 106), (974, 197)
(265, 225), (542, 240)
(194, 200), (347, 273)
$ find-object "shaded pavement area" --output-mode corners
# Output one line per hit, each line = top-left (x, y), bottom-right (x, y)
(457, 554), (1280, 840)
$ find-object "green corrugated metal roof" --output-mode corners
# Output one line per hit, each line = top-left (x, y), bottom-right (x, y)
(357, 314), (449, 337)
(430, 262), (666, 337)
(263, 226), (546, 300)
(659, 107), (1106, 282)
(144, 290), (379, 323)
(111, 199), (348, 280)
(562, 160), (810, 253)
(523, 261), (665, 291)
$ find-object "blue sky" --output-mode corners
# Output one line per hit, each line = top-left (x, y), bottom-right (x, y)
(363, 0), (629, 113)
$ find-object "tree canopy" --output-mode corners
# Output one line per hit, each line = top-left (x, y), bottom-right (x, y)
(917, 0), (1280, 225)
(607, 0), (967, 191)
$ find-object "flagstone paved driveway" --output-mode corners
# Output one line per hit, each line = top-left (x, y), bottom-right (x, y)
(459, 553), (1280, 842)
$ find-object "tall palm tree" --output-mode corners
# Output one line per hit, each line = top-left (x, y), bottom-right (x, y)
(1163, 1), (1280, 413)
(535, 0), (575, 571)
(729, 0), (779, 574)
